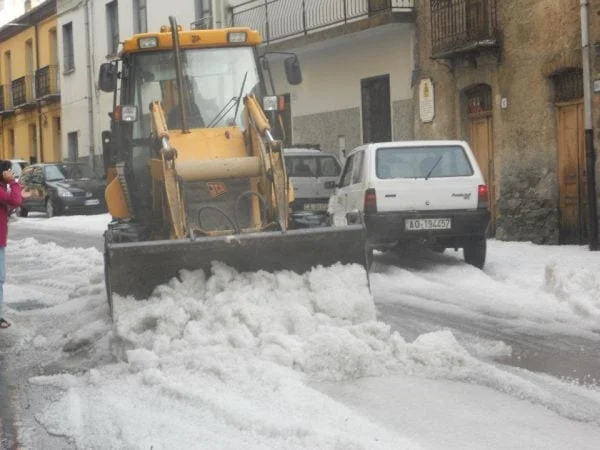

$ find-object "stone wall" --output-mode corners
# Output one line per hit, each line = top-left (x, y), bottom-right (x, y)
(292, 107), (362, 155)
(412, 0), (591, 243)
(392, 99), (415, 141)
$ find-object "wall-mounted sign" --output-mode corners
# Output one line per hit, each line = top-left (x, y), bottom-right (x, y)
(594, 79), (600, 93)
(419, 78), (435, 123)
(501, 97), (508, 109)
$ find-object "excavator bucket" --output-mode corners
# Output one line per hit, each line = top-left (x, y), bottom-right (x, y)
(105, 224), (368, 312)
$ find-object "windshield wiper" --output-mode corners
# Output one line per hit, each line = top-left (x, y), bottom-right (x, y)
(207, 72), (248, 128)
(424, 155), (443, 180)
(232, 72), (248, 124)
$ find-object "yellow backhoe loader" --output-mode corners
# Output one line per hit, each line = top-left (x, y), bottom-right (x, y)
(98, 17), (368, 316)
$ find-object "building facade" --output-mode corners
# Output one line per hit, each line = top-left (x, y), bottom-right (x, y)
(414, 0), (600, 245)
(57, 0), (231, 168)
(231, 0), (416, 159)
(0, 0), (61, 163)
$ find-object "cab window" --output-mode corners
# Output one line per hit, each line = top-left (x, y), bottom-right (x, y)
(339, 155), (355, 188)
(351, 151), (364, 184)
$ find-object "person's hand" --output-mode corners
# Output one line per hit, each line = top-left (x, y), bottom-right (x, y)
(2, 170), (14, 183)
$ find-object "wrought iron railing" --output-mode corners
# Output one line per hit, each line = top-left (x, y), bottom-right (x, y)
(431, 0), (498, 57)
(232, 0), (415, 44)
(35, 65), (61, 98)
(11, 75), (35, 107)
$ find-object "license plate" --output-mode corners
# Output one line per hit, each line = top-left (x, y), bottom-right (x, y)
(84, 199), (100, 206)
(405, 218), (451, 230)
(303, 203), (328, 212)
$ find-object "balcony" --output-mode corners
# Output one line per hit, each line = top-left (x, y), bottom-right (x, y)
(430, 0), (499, 59)
(35, 65), (61, 100)
(231, 0), (415, 46)
(11, 75), (36, 109)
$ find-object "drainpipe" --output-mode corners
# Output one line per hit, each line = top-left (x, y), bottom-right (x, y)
(84, 0), (96, 169)
(211, 0), (218, 28)
(580, 0), (599, 250)
(34, 22), (44, 163)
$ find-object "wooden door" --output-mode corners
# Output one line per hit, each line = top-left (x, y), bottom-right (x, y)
(470, 115), (495, 231)
(361, 74), (391, 144)
(557, 101), (587, 243)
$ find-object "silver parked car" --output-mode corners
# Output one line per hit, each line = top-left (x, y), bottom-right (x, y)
(283, 148), (342, 227)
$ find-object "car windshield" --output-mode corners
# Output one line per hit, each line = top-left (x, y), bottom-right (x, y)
(132, 46), (263, 137)
(11, 161), (26, 177)
(376, 145), (474, 179)
(44, 163), (96, 181)
(285, 155), (341, 177)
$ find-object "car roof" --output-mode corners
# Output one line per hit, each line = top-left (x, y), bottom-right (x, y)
(28, 161), (82, 167)
(361, 140), (469, 151)
(283, 148), (323, 154)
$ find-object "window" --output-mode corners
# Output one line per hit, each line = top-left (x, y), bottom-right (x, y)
(376, 146), (474, 179)
(133, 0), (147, 34)
(8, 128), (14, 158)
(29, 124), (37, 163)
(44, 163), (95, 181)
(130, 47), (262, 136)
(284, 155), (342, 178)
(194, 0), (212, 29)
(67, 131), (79, 161)
(339, 155), (355, 188)
(62, 22), (74, 72)
(106, 1), (120, 56)
(351, 151), (364, 184)
(553, 69), (583, 103)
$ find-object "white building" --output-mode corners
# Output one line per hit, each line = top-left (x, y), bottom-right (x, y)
(56, 0), (232, 166)
(0, 0), (45, 26)
(230, 0), (416, 157)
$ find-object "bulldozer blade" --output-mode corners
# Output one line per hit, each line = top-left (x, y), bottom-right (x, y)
(105, 224), (368, 304)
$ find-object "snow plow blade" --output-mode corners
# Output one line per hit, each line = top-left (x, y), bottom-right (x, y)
(105, 224), (368, 307)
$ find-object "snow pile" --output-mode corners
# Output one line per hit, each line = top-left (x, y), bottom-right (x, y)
(6, 233), (600, 449)
(373, 240), (600, 335)
(113, 262), (395, 382)
(544, 260), (600, 319)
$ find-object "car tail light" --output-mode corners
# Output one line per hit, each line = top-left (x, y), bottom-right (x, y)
(478, 184), (489, 209)
(364, 188), (377, 214)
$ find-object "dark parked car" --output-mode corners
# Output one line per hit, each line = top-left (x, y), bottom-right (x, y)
(18, 162), (107, 217)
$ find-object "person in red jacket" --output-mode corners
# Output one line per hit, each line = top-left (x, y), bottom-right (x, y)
(0, 160), (22, 329)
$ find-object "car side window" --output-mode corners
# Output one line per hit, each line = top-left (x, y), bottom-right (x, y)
(319, 156), (341, 177)
(351, 151), (364, 184)
(339, 155), (355, 188)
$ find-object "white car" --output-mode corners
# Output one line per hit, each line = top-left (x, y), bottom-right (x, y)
(328, 140), (490, 268)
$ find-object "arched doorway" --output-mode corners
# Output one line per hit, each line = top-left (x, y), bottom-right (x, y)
(466, 84), (495, 233)
(553, 68), (587, 244)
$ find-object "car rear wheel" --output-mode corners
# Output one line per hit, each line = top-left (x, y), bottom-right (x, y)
(17, 207), (28, 217)
(46, 199), (55, 218)
(463, 238), (486, 269)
